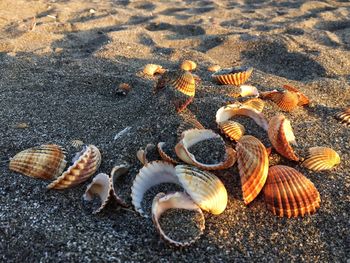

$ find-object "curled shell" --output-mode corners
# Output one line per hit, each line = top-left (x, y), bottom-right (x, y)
(236, 135), (269, 205)
(180, 60), (197, 71)
(175, 165), (228, 215)
(302, 147), (340, 171)
(9, 144), (67, 180)
(157, 142), (179, 164)
(268, 115), (299, 161)
(155, 70), (195, 97)
(47, 145), (101, 189)
(175, 129), (237, 170)
(143, 64), (166, 76)
(207, 65), (221, 72)
(152, 192), (205, 247)
(212, 66), (253, 86)
(131, 161), (181, 217)
(219, 121), (245, 141)
(263, 165), (321, 218)
(335, 107), (350, 126)
(240, 85), (259, 98)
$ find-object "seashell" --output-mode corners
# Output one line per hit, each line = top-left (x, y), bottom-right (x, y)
(110, 165), (130, 207)
(131, 161), (182, 217)
(47, 145), (101, 189)
(218, 121), (245, 141)
(263, 90), (299, 111)
(216, 103), (268, 131)
(136, 143), (158, 165)
(207, 65), (221, 72)
(152, 192), (205, 247)
(175, 129), (237, 170)
(9, 144), (67, 180)
(180, 60), (197, 71)
(335, 107), (350, 126)
(240, 85), (259, 97)
(177, 110), (205, 138)
(155, 70), (195, 97)
(211, 66), (253, 86)
(268, 115), (299, 161)
(263, 165), (321, 218)
(143, 64), (166, 76)
(302, 147), (340, 171)
(175, 165), (228, 214)
(157, 142), (179, 164)
(236, 135), (269, 205)
(283, 84), (309, 106)
(173, 94), (194, 113)
(242, 98), (265, 112)
(70, 139), (84, 149)
(115, 83), (131, 95)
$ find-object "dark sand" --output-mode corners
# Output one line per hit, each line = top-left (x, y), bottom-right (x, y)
(0, 0), (349, 262)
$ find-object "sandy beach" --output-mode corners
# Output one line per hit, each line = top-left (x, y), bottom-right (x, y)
(0, 0), (349, 262)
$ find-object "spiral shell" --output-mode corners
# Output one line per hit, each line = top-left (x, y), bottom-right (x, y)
(175, 165), (228, 215)
(143, 64), (166, 76)
(268, 115), (299, 161)
(175, 129), (237, 170)
(302, 147), (340, 171)
(47, 145), (101, 189)
(212, 66), (253, 86)
(152, 192), (205, 247)
(131, 161), (181, 217)
(180, 60), (197, 71)
(207, 65), (221, 72)
(335, 107), (350, 126)
(219, 121), (245, 141)
(236, 135), (269, 205)
(263, 165), (321, 218)
(9, 144), (67, 180)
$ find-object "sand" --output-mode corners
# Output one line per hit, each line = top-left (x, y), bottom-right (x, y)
(0, 0), (349, 262)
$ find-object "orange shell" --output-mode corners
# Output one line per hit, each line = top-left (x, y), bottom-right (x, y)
(212, 66), (253, 86)
(335, 107), (350, 126)
(143, 64), (166, 76)
(263, 165), (321, 218)
(242, 98), (265, 112)
(9, 144), (67, 180)
(236, 135), (269, 205)
(268, 115), (299, 161)
(302, 147), (341, 171)
(219, 121), (245, 141)
(207, 65), (221, 72)
(47, 145), (101, 189)
(267, 91), (299, 112)
(155, 70), (195, 97)
(283, 84), (309, 106)
(180, 60), (197, 71)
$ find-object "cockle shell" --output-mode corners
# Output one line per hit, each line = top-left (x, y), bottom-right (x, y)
(219, 121), (245, 141)
(263, 165), (321, 218)
(261, 90), (299, 112)
(9, 144), (67, 180)
(175, 129), (237, 170)
(152, 192), (205, 247)
(155, 70), (195, 97)
(302, 147), (340, 171)
(131, 161), (182, 217)
(47, 145), (101, 189)
(175, 165), (228, 215)
(236, 135), (269, 205)
(241, 98), (265, 112)
(268, 115), (299, 161)
(180, 60), (197, 71)
(177, 110), (205, 139)
(216, 103), (268, 131)
(143, 64), (166, 76)
(335, 107), (350, 126)
(283, 84), (309, 106)
(157, 142), (179, 164)
(212, 66), (253, 86)
(207, 65), (221, 72)
(136, 143), (158, 165)
(240, 85), (260, 98)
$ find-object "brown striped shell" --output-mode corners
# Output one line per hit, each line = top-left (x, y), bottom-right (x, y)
(175, 165), (228, 215)
(302, 147), (341, 171)
(219, 121), (245, 141)
(268, 115), (299, 161)
(236, 135), (269, 205)
(212, 66), (253, 86)
(47, 145), (101, 189)
(155, 70), (195, 97)
(180, 60), (197, 71)
(9, 144), (67, 180)
(263, 165), (321, 218)
(335, 107), (350, 126)
(242, 98), (265, 112)
(143, 64), (166, 76)
(262, 90), (299, 111)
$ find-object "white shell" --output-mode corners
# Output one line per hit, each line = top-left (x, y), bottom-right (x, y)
(240, 85), (259, 97)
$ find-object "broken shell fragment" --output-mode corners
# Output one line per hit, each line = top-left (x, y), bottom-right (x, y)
(212, 66), (253, 86)
(136, 143), (159, 165)
(240, 85), (259, 98)
(302, 147), (340, 171)
(263, 165), (321, 218)
(335, 107), (350, 126)
(236, 135), (269, 205)
(242, 98), (265, 112)
(175, 129), (237, 170)
(219, 121), (245, 141)
(47, 145), (101, 189)
(9, 144), (67, 180)
(152, 192), (205, 247)
(175, 165), (228, 215)
(143, 64), (166, 76)
(180, 60), (197, 71)
(207, 65), (221, 72)
(131, 161), (182, 217)
(268, 115), (299, 161)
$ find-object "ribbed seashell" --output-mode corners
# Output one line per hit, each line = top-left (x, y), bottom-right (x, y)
(302, 147), (340, 171)
(264, 90), (299, 111)
(136, 143), (158, 165)
(335, 107), (350, 126)
(240, 85), (259, 97)
(175, 165), (228, 214)
(242, 98), (265, 112)
(216, 103), (269, 131)
(70, 139), (84, 149)
(218, 121), (245, 141)
(268, 115), (299, 161)
(152, 192), (205, 247)
(263, 165), (321, 218)
(180, 60), (197, 71)
(143, 64), (166, 76)
(9, 144), (67, 180)
(47, 145), (101, 189)
(175, 129), (237, 170)
(207, 65), (221, 72)
(236, 135), (269, 205)
(131, 161), (182, 217)
(155, 70), (195, 97)
(283, 84), (309, 106)
(157, 142), (179, 164)
(211, 66), (253, 86)
(177, 110), (205, 139)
